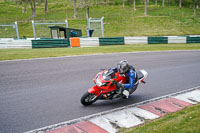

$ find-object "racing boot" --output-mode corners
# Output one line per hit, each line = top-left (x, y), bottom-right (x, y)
(122, 89), (130, 99)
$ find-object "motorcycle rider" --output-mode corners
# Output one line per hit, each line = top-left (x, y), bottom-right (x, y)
(112, 60), (137, 98)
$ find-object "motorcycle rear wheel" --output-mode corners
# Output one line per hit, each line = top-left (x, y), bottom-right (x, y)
(81, 92), (98, 106)
(129, 83), (138, 94)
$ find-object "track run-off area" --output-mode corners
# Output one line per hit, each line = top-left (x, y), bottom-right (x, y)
(0, 50), (200, 133)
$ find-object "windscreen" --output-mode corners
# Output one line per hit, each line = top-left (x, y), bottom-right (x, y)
(102, 69), (116, 81)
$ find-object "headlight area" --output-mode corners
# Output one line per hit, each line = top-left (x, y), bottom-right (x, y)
(96, 78), (104, 87)
(96, 78), (108, 87)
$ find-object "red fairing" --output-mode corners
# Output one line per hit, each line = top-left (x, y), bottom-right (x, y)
(115, 72), (126, 83)
(81, 68), (148, 106)
(88, 86), (101, 96)
(88, 70), (127, 96)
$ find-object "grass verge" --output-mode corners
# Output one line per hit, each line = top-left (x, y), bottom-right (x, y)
(0, 1), (200, 37)
(121, 103), (200, 133)
(0, 44), (200, 61)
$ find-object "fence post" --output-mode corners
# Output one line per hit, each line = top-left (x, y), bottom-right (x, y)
(32, 20), (36, 40)
(101, 16), (104, 37)
(87, 18), (91, 37)
(65, 20), (68, 28)
(15, 21), (19, 39)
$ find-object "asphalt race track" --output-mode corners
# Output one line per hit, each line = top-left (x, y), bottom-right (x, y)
(0, 50), (200, 133)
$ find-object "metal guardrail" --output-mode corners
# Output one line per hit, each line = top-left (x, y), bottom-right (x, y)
(0, 21), (19, 39)
(32, 20), (68, 40)
(87, 17), (104, 37)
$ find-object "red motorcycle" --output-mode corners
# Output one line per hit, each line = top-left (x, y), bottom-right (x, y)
(81, 68), (148, 106)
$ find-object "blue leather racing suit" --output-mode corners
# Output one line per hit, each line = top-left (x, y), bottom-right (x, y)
(124, 69), (136, 90)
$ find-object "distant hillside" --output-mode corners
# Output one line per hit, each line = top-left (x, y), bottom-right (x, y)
(0, 0), (200, 38)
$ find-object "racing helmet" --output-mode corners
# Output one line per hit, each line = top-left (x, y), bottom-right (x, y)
(117, 60), (130, 74)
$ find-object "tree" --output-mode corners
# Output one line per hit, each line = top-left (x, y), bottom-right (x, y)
(45, 0), (48, 14)
(155, 0), (157, 5)
(167, 0), (170, 5)
(133, 0), (136, 11)
(95, 0), (98, 5)
(194, 0), (198, 8)
(144, 0), (147, 16)
(29, 0), (36, 18)
(80, 0), (83, 8)
(22, 0), (28, 13)
(193, 0), (198, 16)
(162, 0), (165, 7)
(86, 0), (89, 20)
(179, 0), (182, 9)
(123, 0), (125, 8)
(73, 0), (77, 18)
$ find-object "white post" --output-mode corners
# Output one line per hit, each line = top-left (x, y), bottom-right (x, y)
(87, 17), (91, 37)
(65, 20), (68, 28)
(101, 16), (104, 37)
(32, 20), (36, 40)
(15, 21), (19, 39)
(88, 17), (91, 29)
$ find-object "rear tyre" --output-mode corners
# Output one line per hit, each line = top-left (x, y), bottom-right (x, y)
(129, 74), (139, 94)
(129, 83), (138, 94)
(81, 92), (98, 106)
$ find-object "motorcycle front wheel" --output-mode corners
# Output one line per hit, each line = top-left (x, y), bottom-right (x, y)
(81, 92), (98, 106)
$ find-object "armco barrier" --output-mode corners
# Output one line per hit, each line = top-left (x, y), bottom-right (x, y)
(124, 37), (148, 44)
(186, 37), (200, 43)
(32, 39), (68, 48)
(0, 38), (15, 40)
(168, 36), (186, 44)
(80, 37), (99, 47)
(99, 37), (124, 46)
(0, 35), (199, 49)
(0, 40), (32, 49)
(148, 37), (168, 44)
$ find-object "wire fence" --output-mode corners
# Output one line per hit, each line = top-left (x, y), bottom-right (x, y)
(88, 17), (104, 37)
(0, 18), (105, 39)
(32, 20), (68, 39)
(0, 22), (19, 39)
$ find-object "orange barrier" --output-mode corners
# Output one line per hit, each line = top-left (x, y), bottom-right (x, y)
(70, 37), (80, 47)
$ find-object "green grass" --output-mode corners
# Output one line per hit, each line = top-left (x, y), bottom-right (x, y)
(122, 103), (200, 133)
(0, 0), (200, 38)
(0, 44), (200, 61)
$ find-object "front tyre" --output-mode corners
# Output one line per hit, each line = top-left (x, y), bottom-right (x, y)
(81, 92), (98, 106)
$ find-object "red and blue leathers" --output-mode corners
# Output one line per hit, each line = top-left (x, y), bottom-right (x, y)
(112, 67), (136, 90)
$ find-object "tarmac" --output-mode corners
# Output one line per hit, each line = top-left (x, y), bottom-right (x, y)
(26, 86), (200, 133)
